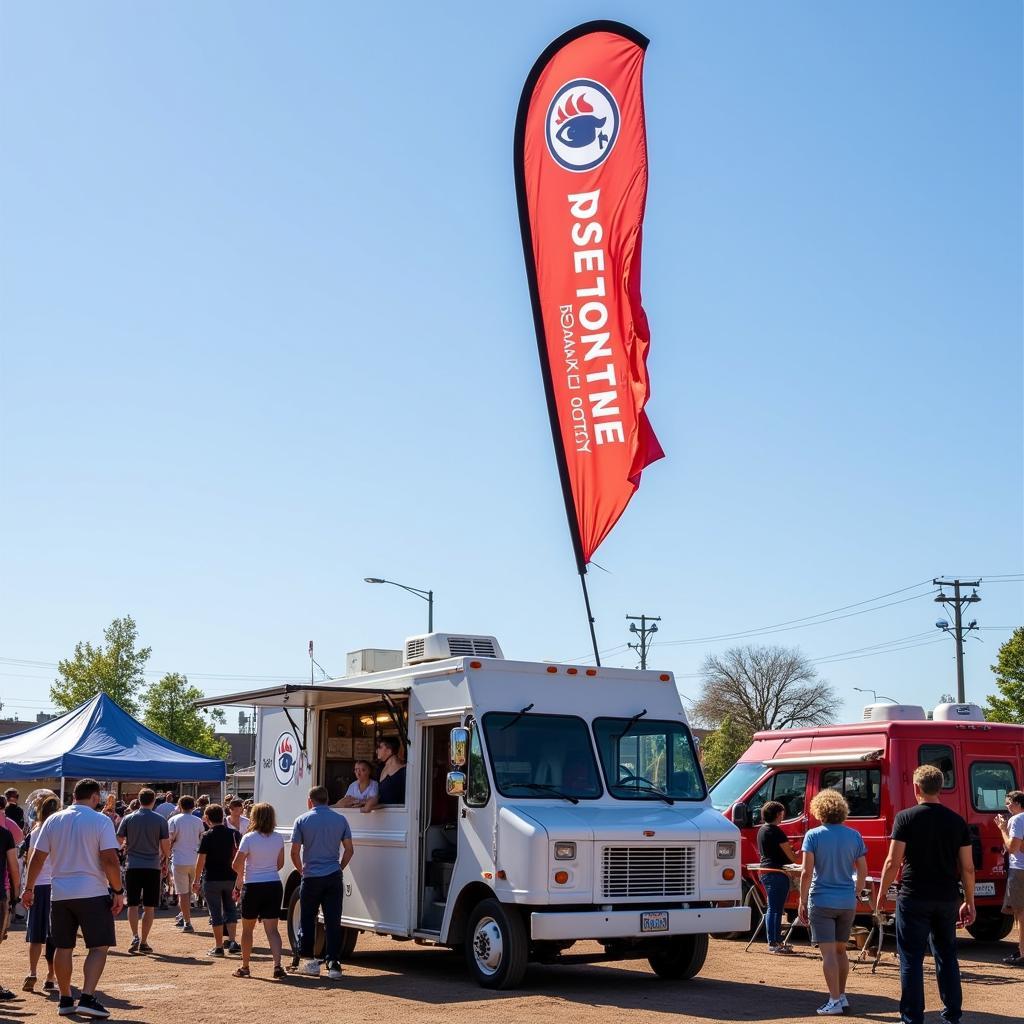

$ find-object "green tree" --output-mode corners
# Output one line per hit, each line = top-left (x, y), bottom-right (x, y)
(985, 627), (1024, 724)
(142, 673), (230, 760)
(51, 615), (152, 715)
(699, 716), (753, 786)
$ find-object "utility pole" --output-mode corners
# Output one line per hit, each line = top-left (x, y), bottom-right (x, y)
(933, 578), (981, 704)
(627, 614), (661, 670)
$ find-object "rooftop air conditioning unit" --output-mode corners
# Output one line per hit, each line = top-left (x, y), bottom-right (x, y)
(346, 649), (403, 676)
(404, 633), (504, 666)
(862, 703), (926, 722)
(931, 702), (986, 722)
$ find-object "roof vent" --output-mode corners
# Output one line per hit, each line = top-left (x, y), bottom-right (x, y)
(861, 703), (926, 722)
(931, 702), (986, 722)
(404, 633), (504, 666)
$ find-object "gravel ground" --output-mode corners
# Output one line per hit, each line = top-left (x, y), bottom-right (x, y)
(0, 909), (1021, 1024)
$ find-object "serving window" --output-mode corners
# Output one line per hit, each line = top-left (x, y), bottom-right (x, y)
(319, 699), (408, 804)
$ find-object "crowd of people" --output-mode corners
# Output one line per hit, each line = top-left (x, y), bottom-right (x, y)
(0, 747), (1019, 1020)
(0, 736), (407, 1017)
(755, 765), (1024, 1018)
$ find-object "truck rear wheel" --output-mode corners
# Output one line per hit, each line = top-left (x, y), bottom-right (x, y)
(286, 886), (359, 961)
(464, 898), (528, 989)
(966, 913), (1014, 943)
(647, 933), (709, 980)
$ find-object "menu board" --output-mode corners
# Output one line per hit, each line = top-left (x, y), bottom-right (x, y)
(326, 737), (353, 758)
(353, 737), (375, 760)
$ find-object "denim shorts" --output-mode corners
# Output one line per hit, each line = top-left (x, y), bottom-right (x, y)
(204, 879), (238, 927)
(809, 905), (856, 944)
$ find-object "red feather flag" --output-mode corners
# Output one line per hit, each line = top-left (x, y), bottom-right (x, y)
(515, 21), (664, 572)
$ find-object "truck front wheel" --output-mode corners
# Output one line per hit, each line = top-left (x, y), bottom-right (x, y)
(647, 933), (709, 980)
(464, 898), (528, 989)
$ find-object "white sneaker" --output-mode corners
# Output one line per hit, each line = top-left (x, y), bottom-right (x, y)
(839, 994), (850, 1011)
(300, 959), (321, 977)
(817, 999), (844, 1016)
(326, 961), (343, 980)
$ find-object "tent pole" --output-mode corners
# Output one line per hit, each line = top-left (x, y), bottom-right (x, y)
(59, 776), (65, 805)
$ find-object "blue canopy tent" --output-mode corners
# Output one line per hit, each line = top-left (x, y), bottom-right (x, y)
(0, 693), (225, 799)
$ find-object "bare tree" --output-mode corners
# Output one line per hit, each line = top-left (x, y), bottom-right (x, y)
(692, 644), (836, 733)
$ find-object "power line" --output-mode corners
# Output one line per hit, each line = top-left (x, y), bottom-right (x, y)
(652, 590), (934, 648)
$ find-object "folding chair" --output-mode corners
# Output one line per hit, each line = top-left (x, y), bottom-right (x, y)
(745, 866), (799, 952)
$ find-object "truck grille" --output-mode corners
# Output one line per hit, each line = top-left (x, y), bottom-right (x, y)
(601, 846), (697, 899)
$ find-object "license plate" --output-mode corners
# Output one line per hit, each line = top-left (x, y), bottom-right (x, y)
(975, 882), (995, 896)
(641, 911), (669, 932)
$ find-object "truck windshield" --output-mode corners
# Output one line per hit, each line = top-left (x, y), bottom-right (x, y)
(592, 718), (706, 801)
(709, 761), (767, 812)
(481, 712), (602, 800)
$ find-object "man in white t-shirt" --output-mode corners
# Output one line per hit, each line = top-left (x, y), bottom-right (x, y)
(22, 778), (124, 1020)
(168, 797), (205, 932)
(996, 789), (1024, 966)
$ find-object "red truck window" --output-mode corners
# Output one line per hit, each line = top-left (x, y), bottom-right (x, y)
(820, 768), (881, 818)
(749, 770), (807, 824)
(918, 744), (955, 789)
(969, 762), (1016, 812)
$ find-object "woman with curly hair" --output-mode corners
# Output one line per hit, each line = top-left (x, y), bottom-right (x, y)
(799, 788), (868, 1016)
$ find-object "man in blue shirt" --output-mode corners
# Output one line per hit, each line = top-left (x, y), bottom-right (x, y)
(290, 785), (354, 980)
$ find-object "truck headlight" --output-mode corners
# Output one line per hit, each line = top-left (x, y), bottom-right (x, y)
(554, 842), (576, 861)
(716, 841), (736, 860)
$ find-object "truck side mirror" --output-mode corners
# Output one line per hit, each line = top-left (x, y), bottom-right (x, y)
(449, 726), (469, 767)
(446, 771), (466, 797)
(731, 801), (750, 829)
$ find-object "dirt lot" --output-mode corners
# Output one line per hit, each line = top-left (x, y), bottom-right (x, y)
(0, 910), (1020, 1024)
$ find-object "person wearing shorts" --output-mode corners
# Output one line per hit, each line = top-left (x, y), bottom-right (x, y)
(996, 789), (1024, 966)
(194, 804), (240, 956)
(22, 778), (123, 1020)
(23, 794), (61, 994)
(799, 789), (867, 1016)
(168, 796), (204, 933)
(230, 803), (285, 980)
(116, 788), (169, 955)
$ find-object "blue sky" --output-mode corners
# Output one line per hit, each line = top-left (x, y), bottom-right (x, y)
(1, 2), (1021, 727)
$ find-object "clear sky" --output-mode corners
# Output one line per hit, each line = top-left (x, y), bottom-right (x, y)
(1, 2), (1021, 728)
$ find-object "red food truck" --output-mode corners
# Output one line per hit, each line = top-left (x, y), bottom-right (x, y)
(709, 702), (1024, 942)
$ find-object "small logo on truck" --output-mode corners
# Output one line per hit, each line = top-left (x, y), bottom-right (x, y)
(273, 732), (297, 786)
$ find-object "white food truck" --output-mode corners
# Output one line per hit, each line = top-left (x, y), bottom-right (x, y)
(200, 633), (747, 988)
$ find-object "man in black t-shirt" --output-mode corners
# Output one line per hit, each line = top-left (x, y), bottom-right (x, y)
(876, 764), (975, 1024)
(193, 804), (241, 957)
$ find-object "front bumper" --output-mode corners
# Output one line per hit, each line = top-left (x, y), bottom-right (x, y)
(530, 905), (750, 942)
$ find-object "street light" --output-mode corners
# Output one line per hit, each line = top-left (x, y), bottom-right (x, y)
(364, 577), (434, 632)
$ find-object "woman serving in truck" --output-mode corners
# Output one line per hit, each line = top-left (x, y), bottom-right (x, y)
(336, 761), (378, 809)
(362, 737), (406, 811)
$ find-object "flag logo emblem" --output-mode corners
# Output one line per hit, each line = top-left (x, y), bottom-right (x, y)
(545, 79), (620, 172)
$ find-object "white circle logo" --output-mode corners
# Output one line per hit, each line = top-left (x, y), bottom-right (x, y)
(545, 78), (620, 172)
(273, 731), (297, 786)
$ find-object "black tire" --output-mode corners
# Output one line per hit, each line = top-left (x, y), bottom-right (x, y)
(647, 933), (709, 980)
(464, 898), (529, 989)
(966, 913), (1014, 943)
(286, 886), (360, 960)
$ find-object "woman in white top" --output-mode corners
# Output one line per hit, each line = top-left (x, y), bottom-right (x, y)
(230, 803), (285, 979)
(336, 760), (379, 809)
(23, 795), (60, 992)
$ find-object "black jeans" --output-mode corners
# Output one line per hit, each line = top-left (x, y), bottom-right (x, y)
(299, 870), (343, 962)
(895, 896), (962, 1024)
